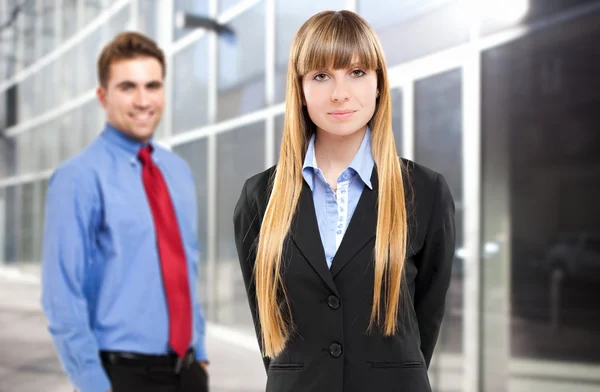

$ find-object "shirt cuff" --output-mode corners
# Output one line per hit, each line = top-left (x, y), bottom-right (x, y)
(194, 336), (208, 362)
(74, 366), (111, 392)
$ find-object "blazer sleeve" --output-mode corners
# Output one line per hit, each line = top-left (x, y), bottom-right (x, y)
(233, 179), (271, 372)
(413, 173), (456, 368)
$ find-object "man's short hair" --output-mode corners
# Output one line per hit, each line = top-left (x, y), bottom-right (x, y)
(97, 31), (166, 88)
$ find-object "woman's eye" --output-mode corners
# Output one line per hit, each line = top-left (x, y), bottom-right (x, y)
(351, 69), (366, 77)
(314, 73), (329, 81)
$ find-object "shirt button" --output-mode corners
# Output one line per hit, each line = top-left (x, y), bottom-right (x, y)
(328, 295), (340, 310)
(330, 343), (343, 358)
(336, 230), (342, 235)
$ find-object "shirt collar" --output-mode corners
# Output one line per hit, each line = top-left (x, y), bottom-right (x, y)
(100, 122), (154, 159)
(302, 127), (374, 190)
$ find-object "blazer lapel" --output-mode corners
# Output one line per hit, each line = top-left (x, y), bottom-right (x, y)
(330, 168), (378, 278)
(290, 182), (339, 295)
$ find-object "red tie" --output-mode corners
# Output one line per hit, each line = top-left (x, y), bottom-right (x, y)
(138, 145), (192, 358)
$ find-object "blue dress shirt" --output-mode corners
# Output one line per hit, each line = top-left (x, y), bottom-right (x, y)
(302, 128), (375, 268)
(41, 124), (207, 392)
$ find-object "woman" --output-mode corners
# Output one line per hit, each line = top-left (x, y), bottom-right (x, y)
(233, 10), (455, 392)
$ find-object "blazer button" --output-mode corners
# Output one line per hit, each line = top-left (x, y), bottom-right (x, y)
(329, 343), (343, 358)
(327, 295), (340, 310)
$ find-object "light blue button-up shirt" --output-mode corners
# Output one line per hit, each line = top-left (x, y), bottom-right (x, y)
(41, 124), (207, 392)
(302, 128), (375, 268)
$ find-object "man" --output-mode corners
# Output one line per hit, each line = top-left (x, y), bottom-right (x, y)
(41, 31), (209, 392)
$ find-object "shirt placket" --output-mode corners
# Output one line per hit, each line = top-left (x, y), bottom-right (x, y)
(335, 178), (351, 250)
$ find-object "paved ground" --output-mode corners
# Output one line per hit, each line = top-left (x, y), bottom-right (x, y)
(2, 270), (600, 392)
(0, 277), (266, 392)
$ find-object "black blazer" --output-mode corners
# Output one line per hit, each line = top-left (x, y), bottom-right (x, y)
(233, 159), (455, 392)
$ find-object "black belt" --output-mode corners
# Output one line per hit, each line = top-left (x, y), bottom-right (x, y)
(100, 348), (196, 374)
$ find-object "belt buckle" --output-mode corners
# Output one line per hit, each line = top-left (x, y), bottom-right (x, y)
(174, 350), (194, 374)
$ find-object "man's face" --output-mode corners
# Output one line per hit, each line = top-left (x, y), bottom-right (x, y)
(96, 57), (165, 143)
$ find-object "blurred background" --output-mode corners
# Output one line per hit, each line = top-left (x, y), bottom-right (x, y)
(1, 0), (599, 391)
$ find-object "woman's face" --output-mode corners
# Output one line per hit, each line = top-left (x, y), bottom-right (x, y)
(302, 59), (378, 138)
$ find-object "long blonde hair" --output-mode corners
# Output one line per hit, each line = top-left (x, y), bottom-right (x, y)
(255, 10), (408, 357)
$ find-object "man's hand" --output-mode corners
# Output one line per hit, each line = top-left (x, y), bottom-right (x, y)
(198, 361), (209, 373)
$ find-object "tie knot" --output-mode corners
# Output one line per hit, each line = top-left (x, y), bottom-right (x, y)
(138, 145), (153, 165)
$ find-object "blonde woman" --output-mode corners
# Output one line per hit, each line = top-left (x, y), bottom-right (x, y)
(233, 10), (455, 392)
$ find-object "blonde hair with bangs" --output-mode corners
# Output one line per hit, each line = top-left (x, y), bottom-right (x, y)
(255, 10), (408, 358)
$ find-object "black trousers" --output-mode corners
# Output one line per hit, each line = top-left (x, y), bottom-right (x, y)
(101, 357), (209, 392)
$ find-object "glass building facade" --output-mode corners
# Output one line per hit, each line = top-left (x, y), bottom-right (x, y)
(1, 1), (599, 391)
